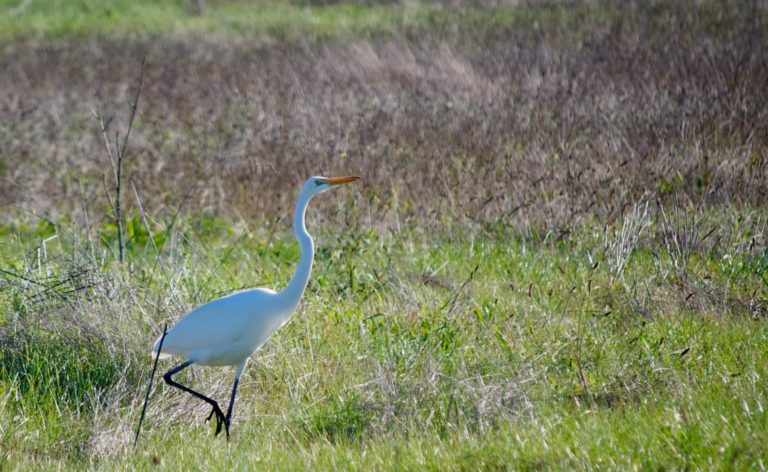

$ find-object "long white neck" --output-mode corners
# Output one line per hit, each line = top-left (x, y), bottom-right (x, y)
(279, 188), (315, 312)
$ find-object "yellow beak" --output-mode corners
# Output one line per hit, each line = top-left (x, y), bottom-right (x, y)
(324, 176), (360, 185)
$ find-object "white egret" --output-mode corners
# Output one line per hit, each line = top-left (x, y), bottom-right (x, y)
(146, 175), (359, 439)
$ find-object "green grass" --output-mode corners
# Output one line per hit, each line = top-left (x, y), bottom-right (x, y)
(0, 0), (628, 41)
(0, 211), (766, 469)
(0, 0), (440, 39)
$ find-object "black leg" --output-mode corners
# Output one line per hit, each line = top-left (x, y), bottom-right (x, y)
(223, 377), (240, 440)
(163, 361), (226, 436)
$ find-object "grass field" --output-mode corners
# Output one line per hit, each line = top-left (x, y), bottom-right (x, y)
(1, 0), (767, 470)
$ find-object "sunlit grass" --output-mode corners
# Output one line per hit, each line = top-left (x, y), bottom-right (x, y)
(0, 0), (444, 39)
(0, 212), (766, 469)
(0, 0), (629, 40)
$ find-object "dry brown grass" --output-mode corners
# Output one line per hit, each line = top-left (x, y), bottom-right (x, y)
(0, 1), (765, 235)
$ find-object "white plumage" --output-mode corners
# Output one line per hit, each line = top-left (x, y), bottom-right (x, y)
(142, 175), (359, 439)
(154, 287), (282, 365)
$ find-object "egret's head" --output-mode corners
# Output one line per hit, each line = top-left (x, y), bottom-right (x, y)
(307, 175), (360, 193)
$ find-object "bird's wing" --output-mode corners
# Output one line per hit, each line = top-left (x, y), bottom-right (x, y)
(153, 289), (276, 357)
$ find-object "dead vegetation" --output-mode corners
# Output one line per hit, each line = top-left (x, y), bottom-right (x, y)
(0, 1), (765, 235)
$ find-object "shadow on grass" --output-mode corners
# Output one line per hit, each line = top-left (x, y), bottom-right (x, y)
(0, 331), (127, 413)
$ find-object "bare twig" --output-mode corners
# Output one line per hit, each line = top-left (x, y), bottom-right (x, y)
(93, 58), (146, 264)
(114, 58), (146, 264)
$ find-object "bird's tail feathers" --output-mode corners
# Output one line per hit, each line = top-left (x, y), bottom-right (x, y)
(151, 348), (172, 360)
(152, 336), (172, 359)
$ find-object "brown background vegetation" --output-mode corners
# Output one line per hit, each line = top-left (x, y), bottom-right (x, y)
(1, 1), (766, 233)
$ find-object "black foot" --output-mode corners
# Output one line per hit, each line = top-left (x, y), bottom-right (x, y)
(216, 414), (230, 440)
(205, 406), (227, 436)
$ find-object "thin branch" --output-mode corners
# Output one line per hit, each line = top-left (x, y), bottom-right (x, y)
(113, 57), (147, 264)
(93, 109), (115, 171)
(115, 130), (124, 264)
(119, 57), (146, 163)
